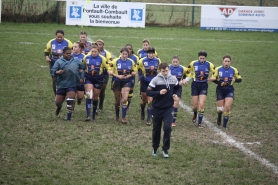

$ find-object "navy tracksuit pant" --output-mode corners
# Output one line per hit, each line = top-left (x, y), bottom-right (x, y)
(152, 106), (173, 152)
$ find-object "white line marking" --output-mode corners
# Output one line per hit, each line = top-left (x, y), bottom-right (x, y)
(1, 31), (275, 43)
(179, 101), (278, 174)
(20, 42), (39, 44)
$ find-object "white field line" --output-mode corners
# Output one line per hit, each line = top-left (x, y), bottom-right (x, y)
(20, 42), (40, 44)
(1, 31), (275, 43)
(179, 101), (278, 174)
(88, 34), (278, 174)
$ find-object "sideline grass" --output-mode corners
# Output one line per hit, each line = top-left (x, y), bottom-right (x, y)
(0, 22), (278, 184)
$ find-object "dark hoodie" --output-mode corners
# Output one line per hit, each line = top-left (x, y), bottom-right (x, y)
(146, 72), (178, 109)
(51, 56), (85, 89)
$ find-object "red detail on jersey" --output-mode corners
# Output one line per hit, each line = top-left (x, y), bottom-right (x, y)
(123, 69), (127, 75)
(218, 7), (236, 18)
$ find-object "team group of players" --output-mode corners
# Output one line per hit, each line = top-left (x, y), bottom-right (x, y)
(44, 30), (242, 130)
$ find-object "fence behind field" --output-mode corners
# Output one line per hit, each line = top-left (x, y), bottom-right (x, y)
(1, 0), (278, 26)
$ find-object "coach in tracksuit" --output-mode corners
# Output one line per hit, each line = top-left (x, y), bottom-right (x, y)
(146, 62), (179, 158)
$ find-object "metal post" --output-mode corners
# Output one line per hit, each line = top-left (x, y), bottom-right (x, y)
(191, 0), (195, 27)
(260, 0), (263, 6)
(56, 1), (60, 23)
(0, 0), (2, 23)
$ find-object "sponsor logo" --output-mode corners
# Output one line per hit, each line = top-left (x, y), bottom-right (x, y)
(218, 7), (237, 18)
(130, 9), (143, 21)
(69, 6), (82, 19)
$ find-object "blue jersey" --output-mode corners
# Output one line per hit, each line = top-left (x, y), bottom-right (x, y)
(44, 38), (73, 63)
(187, 60), (215, 82)
(82, 54), (108, 77)
(138, 57), (161, 82)
(212, 66), (242, 86)
(137, 49), (148, 59)
(72, 53), (85, 63)
(81, 41), (92, 55)
(137, 49), (158, 59)
(128, 54), (139, 65)
(169, 65), (188, 81)
(109, 57), (137, 82)
(99, 49), (112, 75)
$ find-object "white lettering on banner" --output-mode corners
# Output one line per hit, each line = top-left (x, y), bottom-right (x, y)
(66, 1), (146, 28)
(201, 5), (278, 32)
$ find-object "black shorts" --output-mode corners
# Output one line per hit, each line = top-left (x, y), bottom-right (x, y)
(175, 85), (182, 98)
(216, 86), (234, 101)
(56, 87), (77, 96)
(130, 76), (135, 88)
(103, 74), (109, 85)
(85, 74), (104, 90)
(191, 81), (208, 96)
(112, 80), (132, 92)
(77, 82), (85, 91)
(140, 79), (150, 93)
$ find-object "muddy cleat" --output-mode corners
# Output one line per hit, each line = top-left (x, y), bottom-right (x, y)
(115, 117), (119, 122)
(172, 122), (176, 127)
(192, 114), (197, 123)
(146, 118), (151, 125)
(198, 124), (203, 128)
(217, 117), (221, 126)
(85, 117), (91, 121)
(77, 99), (81, 105)
(222, 126), (228, 130)
(141, 111), (145, 120)
(55, 107), (61, 116)
(122, 118), (127, 124)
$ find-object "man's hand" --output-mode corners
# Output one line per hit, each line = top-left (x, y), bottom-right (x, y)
(173, 94), (178, 101)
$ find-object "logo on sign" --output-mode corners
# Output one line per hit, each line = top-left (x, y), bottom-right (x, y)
(130, 9), (143, 21)
(69, 6), (82, 19)
(218, 7), (236, 18)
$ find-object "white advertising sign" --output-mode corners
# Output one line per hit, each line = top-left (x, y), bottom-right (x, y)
(201, 6), (278, 32)
(66, 1), (146, 28)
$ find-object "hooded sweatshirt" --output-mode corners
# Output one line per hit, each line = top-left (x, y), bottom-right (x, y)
(51, 56), (85, 88)
(146, 72), (178, 109)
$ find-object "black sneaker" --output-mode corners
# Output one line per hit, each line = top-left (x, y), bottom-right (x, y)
(55, 107), (61, 116)
(152, 148), (158, 157)
(162, 150), (169, 158)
